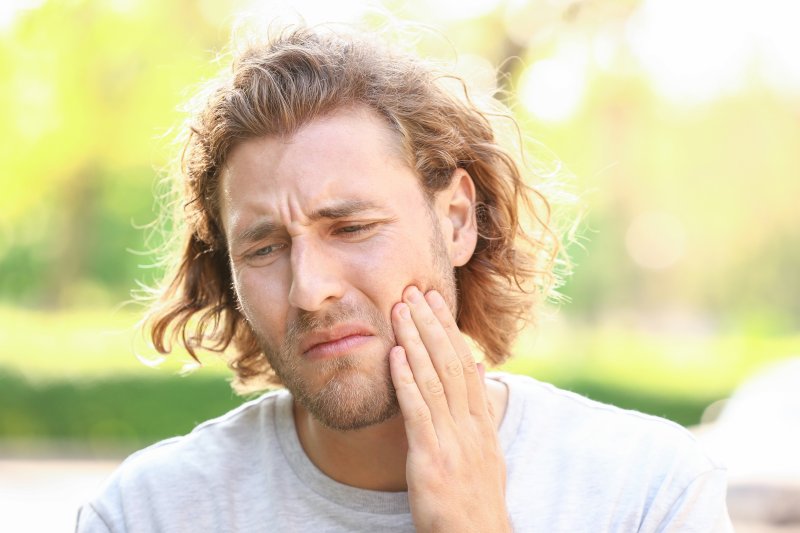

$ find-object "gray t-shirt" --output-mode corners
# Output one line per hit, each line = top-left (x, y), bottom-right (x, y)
(76, 373), (732, 532)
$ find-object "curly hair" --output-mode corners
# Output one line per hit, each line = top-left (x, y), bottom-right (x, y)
(146, 25), (561, 393)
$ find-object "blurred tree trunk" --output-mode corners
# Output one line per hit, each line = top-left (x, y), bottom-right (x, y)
(42, 164), (99, 307)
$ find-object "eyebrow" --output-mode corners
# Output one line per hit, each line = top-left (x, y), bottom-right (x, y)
(232, 199), (383, 246)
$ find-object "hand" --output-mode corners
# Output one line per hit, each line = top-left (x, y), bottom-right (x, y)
(389, 286), (510, 533)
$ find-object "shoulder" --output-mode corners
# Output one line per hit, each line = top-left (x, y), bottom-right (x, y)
(79, 389), (288, 529)
(498, 372), (720, 465)
(496, 373), (728, 520)
(120, 387), (283, 469)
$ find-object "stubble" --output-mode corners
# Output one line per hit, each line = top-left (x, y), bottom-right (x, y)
(249, 215), (457, 431)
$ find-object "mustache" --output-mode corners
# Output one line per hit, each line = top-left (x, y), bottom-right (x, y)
(284, 302), (395, 348)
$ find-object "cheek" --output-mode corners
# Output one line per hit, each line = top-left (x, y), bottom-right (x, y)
(234, 266), (290, 334)
(355, 234), (432, 310)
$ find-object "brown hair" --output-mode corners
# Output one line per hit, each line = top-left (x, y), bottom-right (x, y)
(146, 25), (561, 393)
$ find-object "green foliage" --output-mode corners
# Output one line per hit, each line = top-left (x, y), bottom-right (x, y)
(1, 0), (798, 329)
(1, 0), (221, 306)
(0, 367), (714, 451)
(0, 368), (247, 454)
(1, 0), (798, 451)
(1, 306), (795, 448)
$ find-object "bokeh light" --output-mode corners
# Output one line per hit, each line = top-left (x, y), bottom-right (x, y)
(519, 47), (587, 123)
(625, 211), (687, 271)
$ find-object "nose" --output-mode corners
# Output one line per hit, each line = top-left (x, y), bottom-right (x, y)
(288, 237), (345, 312)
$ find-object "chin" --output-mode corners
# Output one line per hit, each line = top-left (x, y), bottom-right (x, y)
(297, 358), (400, 431)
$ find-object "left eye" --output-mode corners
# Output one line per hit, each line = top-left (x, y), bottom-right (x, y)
(337, 223), (375, 236)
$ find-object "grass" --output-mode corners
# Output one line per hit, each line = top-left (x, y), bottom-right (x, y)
(0, 305), (230, 381)
(1, 305), (797, 454)
(502, 325), (800, 398)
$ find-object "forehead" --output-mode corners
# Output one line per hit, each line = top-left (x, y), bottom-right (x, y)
(219, 107), (423, 235)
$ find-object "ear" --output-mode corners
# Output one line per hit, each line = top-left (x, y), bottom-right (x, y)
(435, 168), (478, 267)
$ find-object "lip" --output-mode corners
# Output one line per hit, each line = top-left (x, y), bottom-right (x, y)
(300, 324), (375, 360)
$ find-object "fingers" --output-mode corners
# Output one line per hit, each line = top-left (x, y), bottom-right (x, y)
(391, 285), (492, 430)
(392, 301), (455, 436)
(389, 346), (439, 450)
(390, 287), (508, 532)
(402, 287), (470, 420)
(424, 290), (489, 419)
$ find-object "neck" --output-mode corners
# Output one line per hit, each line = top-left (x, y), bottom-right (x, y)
(294, 403), (410, 491)
(292, 377), (509, 492)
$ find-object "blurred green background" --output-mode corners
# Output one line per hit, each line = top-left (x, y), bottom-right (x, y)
(1, 0), (798, 455)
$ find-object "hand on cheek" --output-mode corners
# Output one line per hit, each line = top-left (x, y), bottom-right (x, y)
(389, 286), (510, 533)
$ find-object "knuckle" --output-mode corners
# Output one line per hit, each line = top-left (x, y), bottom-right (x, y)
(425, 377), (444, 395)
(460, 353), (477, 373)
(413, 405), (432, 423)
(408, 335), (424, 347)
(422, 314), (438, 327)
(442, 452), (462, 472)
(399, 372), (416, 387)
(445, 358), (463, 377)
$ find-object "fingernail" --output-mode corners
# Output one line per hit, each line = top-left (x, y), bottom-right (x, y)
(398, 303), (410, 319)
(477, 362), (485, 379)
(390, 345), (406, 361)
(405, 286), (422, 303)
(426, 290), (444, 308)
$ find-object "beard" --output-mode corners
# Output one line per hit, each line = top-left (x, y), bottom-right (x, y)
(248, 218), (458, 432)
(260, 299), (400, 431)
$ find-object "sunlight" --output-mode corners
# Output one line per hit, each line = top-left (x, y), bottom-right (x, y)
(0, 0), (44, 32)
(452, 53), (498, 97)
(626, 0), (750, 106)
(237, 0), (370, 26)
(754, 0), (800, 96)
(426, 0), (502, 21)
(627, 0), (800, 105)
(207, 0), (371, 31)
(591, 27), (623, 72)
(519, 46), (587, 123)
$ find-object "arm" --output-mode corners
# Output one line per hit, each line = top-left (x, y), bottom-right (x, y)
(389, 286), (511, 533)
(75, 504), (114, 533)
(648, 468), (733, 533)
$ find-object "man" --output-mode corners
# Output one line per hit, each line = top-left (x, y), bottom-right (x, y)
(77, 26), (732, 531)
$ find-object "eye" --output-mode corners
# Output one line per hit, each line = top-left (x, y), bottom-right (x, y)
(254, 245), (276, 256)
(248, 242), (286, 260)
(335, 223), (377, 236)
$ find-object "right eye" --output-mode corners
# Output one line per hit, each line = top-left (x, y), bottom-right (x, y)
(253, 244), (278, 256)
(246, 242), (287, 264)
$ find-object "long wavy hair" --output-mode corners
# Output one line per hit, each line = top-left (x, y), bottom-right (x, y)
(146, 25), (561, 393)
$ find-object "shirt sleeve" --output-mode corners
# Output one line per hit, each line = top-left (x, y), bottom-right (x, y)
(75, 503), (114, 533)
(643, 467), (734, 533)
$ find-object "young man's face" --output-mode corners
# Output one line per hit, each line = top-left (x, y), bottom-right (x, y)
(220, 106), (472, 430)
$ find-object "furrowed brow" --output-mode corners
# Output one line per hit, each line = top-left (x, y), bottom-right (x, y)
(309, 199), (382, 221)
(233, 220), (282, 247)
(232, 199), (382, 247)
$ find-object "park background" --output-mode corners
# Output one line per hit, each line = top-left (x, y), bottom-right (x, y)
(1, 0), (798, 530)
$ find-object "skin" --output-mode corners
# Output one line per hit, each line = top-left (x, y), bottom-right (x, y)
(220, 105), (510, 531)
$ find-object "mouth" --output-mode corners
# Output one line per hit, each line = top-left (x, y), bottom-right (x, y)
(300, 324), (375, 361)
